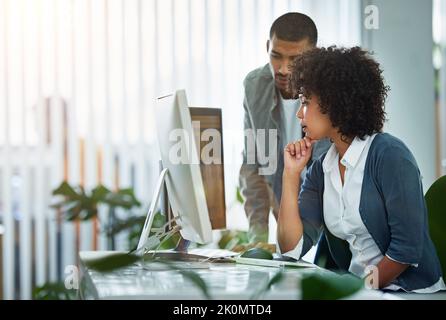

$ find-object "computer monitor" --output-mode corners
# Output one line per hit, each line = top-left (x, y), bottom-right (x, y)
(136, 90), (213, 253)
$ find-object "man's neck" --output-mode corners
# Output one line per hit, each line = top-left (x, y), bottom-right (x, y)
(279, 89), (294, 100)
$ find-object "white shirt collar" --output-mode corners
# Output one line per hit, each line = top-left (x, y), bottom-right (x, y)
(322, 143), (338, 173)
(322, 135), (373, 172)
(342, 136), (373, 169)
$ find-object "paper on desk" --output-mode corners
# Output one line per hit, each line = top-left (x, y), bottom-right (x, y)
(141, 261), (211, 271)
(233, 256), (317, 268)
(187, 248), (240, 258)
(142, 248), (239, 263)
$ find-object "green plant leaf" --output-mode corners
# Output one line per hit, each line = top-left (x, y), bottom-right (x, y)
(158, 232), (181, 250)
(84, 252), (141, 272)
(103, 193), (138, 209)
(106, 216), (146, 236)
(52, 183), (142, 224)
(127, 228), (144, 252)
(50, 199), (79, 210)
(81, 207), (98, 221)
(140, 256), (211, 299)
(33, 281), (77, 300)
(101, 188), (141, 209)
(117, 188), (141, 206)
(236, 187), (244, 204)
(107, 211), (168, 251)
(152, 211), (167, 228)
(251, 271), (284, 299)
(77, 194), (97, 220)
(64, 205), (82, 221)
(91, 185), (111, 202)
(52, 181), (80, 199)
(218, 230), (249, 250)
(178, 270), (211, 299)
(301, 272), (363, 300)
(425, 175), (446, 278)
(78, 185), (87, 197)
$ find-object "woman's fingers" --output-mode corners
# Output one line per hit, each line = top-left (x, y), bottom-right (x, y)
(292, 140), (304, 159)
(299, 139), (307, 156)
(287, 138), (315, 159)
(285, 142), (296, 156)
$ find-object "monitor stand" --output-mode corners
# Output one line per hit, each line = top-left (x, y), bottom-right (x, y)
(136, 168), (170, 254)
(146, 238), (207, 262)
(136, 168), (211, 262)
(136, 167), (237, 265)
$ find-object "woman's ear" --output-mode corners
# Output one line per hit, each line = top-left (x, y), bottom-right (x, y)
(266, 40), (270, 53)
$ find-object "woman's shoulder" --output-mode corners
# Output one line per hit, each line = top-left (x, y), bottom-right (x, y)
(372, 132), (406, 148)
(369, 132), (418, 166)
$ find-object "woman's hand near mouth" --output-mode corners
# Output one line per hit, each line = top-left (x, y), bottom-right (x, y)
(283, 136), (316, 178)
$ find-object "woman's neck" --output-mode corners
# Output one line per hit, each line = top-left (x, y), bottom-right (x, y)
(330, 132), (353, 159)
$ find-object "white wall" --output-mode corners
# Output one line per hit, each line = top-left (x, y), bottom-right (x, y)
(361, 0), (436, 190)
(434, 0), (446, 176)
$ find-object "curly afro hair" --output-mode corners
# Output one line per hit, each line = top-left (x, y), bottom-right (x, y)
(290, 46), (389, 141)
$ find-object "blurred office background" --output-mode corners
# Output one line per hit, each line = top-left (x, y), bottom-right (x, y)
(0, 0), (444, 299)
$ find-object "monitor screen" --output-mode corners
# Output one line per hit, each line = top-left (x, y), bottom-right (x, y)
(152, 90), (213, 244)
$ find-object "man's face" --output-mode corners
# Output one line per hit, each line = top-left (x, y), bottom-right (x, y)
(267, 35), (313, 97)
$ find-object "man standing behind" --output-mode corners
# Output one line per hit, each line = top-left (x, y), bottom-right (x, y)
(239, 13), (330, 243)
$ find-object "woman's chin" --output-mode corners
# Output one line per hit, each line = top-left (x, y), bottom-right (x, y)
(304, 132), (323, 141)
(304, 132), (315, 140)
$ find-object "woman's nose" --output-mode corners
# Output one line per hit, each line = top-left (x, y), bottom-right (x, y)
(296, 104), (303, 119)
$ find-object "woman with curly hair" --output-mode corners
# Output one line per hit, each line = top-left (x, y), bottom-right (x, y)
(277, 46), (445, 292)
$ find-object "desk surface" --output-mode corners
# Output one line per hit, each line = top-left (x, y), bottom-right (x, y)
(79, 251), (398, 300)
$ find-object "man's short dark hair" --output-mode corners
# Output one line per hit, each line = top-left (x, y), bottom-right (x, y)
(269, 12), (317, 45)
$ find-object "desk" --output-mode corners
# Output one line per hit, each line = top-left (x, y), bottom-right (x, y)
(79, 251), (398, 300)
